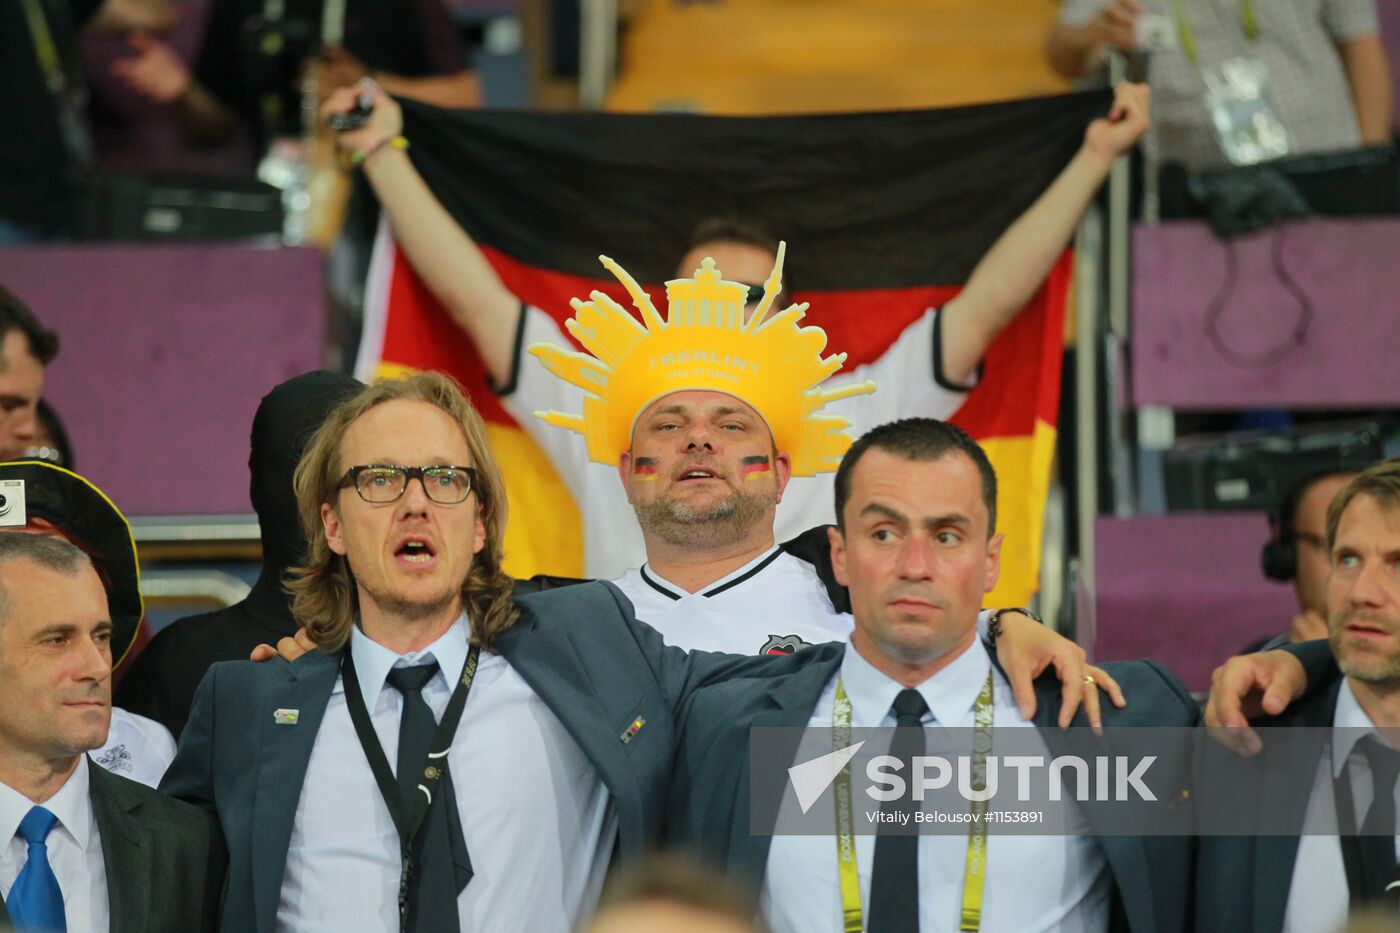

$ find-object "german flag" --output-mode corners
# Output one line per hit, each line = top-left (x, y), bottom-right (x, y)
(359, 91), (1109, 605)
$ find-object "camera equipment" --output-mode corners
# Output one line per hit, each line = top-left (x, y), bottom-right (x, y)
(327, 91), (373, 132)
(0, 481), (26, 527)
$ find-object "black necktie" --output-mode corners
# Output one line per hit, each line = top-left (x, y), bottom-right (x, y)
(1357, 736), (1400, 905)
(387, 663), (470, 933)
(868, 688), (929, 933)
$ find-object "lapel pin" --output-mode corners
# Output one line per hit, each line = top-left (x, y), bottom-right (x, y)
(274, 709), (300, 725)
(620, 716), (645, 744)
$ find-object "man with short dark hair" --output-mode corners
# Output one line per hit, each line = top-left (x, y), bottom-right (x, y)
(0, 460), (177, 788)
(0, 533), (222, 931)
(0, 286), (59, 462)
(668, 418), (1199, 933)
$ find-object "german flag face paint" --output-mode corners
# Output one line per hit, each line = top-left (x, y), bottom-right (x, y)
(741, 455), (772, 481)
(633, 457), (659, 481)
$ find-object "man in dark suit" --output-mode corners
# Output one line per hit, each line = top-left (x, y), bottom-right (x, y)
(668, 418), (1199, 933)
(1197, 458), (1400, 932)
(0, 533), (222, 931)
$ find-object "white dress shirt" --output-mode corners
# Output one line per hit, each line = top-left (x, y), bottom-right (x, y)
(277, 615), (616, 932)
(0, 756), (110, 933)
(504, 305), (967, 579)
(1282, 679), (1400, 933)
(762, 639), (1111, 933)
(90, 708), (177, 788)
(612, 548), (853, 655)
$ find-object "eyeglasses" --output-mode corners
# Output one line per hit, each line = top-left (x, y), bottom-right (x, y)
(338, 465), (478, 504)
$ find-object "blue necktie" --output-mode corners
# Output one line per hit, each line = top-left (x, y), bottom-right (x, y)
(9, 806), (65, 932)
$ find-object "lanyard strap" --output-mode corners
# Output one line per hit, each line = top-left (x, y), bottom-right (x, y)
(342, 644), (481, 931)
(19, 0), (64, 89)
(958, 674), (995, 931)
(832, 680), (863, 933)
(831, 671), (996, 932)
(1169, 0), (1259, 66)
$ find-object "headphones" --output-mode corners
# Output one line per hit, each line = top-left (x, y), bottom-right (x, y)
(1261, 465), (1370, 582)
(1260, 485), (1302, 582)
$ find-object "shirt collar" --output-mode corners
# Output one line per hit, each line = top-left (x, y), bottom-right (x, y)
(0, 755), (96, 853)
(639, 546), (782, 601)
(1332, 678), (1389, 778)
(348, 613), (471, 705)
(838, 636), (991, 728)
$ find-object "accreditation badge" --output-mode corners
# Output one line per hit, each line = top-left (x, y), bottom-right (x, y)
(1202, 56), (1292, 165)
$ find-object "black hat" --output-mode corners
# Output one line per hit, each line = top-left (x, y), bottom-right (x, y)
(0, 461), (143, 664)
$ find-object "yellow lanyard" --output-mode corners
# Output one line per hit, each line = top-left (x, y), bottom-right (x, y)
(1169, 0), (1260, 66)
(831, 672), (996, 932)
(19, 0), (64, 90)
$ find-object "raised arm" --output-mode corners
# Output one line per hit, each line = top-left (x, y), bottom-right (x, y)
(1044, 0), (1140, 81)
(937, 81), (1150, 385)
(1338, 33), (1393, 146)
(323, 82), (522, 386)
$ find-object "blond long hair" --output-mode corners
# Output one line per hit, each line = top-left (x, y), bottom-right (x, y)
(284, 372), (517, 651)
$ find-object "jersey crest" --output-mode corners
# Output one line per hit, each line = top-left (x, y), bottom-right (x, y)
(759, 633), (815, 656)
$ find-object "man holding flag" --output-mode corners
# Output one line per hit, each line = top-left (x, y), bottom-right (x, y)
(324, 82), (1149, 585)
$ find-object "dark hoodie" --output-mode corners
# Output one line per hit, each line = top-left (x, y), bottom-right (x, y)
(116, 371), (361, 738)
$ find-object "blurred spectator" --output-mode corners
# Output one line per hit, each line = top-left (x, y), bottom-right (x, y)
(584, 855), (766, 933)
(1, 0), (175, 240)
(80, 0), (257, 178)
(0, 286), (59, 462)
(117, 370), (361, 737)
(0, 460), (177, 788)
(111, 0), (477, 152)
(1249, 468), (1362, 648)
(25, 398), (76, 468)
(1046, 0), (1392, 169)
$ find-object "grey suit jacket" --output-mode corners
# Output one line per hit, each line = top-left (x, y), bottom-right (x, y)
(0, 758), (224, 933)
(1195, 649), (1344, 933)
(161, 581), (795, 933)
(666, 645), (1200, 933)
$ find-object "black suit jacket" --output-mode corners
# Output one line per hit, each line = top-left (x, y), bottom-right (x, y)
(1195, 646), (1345, 933)
(0, 758), (224, 932)
(666, 644), (1200, 933)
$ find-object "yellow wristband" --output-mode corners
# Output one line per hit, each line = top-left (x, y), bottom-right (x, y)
(351, 135), (409, 167)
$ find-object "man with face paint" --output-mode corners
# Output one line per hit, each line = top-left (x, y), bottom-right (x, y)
(520, 251), (1120, 721)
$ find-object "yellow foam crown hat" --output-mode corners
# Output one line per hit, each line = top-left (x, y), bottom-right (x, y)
(528, 242), (876, 476)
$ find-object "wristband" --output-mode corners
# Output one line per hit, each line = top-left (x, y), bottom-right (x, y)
(987, 607), (1042, 646)
(350, 134), (409, 167)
